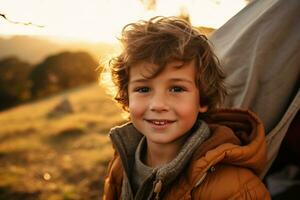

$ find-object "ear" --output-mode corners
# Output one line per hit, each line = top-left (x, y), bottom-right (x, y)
(199, 105), (208, 113)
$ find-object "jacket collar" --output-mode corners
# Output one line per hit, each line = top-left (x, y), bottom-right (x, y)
(186, 108), (267, 186)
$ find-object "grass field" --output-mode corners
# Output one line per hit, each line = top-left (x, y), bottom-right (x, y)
(0, 83), (125, 200)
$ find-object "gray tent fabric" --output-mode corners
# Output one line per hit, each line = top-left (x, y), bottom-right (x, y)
(209, 0), (300, 177)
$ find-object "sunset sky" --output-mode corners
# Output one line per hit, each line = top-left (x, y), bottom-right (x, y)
(0, 0), (247, 43)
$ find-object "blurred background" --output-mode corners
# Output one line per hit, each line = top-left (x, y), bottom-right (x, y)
(0, 0), (248, 199)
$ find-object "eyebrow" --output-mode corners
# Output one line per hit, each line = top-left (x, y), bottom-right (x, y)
(169, 78), (194, 84)
(129, 78), (149, 83)
(129, 78), (194, 84)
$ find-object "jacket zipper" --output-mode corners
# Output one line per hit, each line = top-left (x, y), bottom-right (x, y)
(153, 179), (162, 200)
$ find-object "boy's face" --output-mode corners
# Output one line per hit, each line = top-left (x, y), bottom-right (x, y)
(128, 60), (207, 146)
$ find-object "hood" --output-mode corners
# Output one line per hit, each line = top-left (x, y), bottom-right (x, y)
(190, 108), (267, 178)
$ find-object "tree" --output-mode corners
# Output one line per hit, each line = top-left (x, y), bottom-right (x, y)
(30, 51), (98, 98)
(0, 57), (33, 110)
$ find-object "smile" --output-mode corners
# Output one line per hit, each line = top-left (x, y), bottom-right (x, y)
(145, 119), (175, 125)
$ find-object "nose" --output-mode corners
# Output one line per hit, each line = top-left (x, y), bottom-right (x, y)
(149, 92), (169, 112)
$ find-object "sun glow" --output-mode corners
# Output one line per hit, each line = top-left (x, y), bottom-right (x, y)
(0, 0), (247, 43)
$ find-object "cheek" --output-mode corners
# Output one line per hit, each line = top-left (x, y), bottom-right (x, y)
(174, 95), (200, 113)
(177, 102), (200, 127)
(128, 96), (146, 118)
(178, 104), (199, 119)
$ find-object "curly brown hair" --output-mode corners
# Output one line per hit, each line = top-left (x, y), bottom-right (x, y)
(105, 16), (227, 112)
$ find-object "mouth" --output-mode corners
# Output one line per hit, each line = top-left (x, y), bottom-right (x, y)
(145, 119), (175, 126)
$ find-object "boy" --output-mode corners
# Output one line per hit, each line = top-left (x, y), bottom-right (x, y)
(102, 16), (270, 199)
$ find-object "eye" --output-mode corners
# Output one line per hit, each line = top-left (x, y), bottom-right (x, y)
(170, 86), (185, 93)
(135, 87), (150, 93)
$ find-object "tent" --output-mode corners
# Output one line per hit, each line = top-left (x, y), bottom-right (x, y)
(209, 0), (300, 177)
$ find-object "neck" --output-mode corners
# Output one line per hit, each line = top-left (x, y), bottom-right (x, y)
(144, 136), (187, 167)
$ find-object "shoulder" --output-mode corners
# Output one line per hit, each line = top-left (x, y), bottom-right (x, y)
(193, 164), (270, 199)
(106, 150), (123, 182)
(103, 151), (123, 200)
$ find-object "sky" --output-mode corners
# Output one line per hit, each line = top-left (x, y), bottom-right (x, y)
(0, 0), (247, 43)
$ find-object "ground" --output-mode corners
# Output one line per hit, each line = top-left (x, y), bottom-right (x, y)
(0, 83), (124, 200)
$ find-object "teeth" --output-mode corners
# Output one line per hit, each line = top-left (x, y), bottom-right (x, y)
(152, 120), (167, 125)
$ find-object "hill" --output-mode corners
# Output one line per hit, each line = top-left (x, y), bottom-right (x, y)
(0, 83), (125, 200)
(0, 35), (118, 64)
(0, 26), (214, 65)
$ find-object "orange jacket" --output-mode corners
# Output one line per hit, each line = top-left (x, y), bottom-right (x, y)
(103, 109), (271, 199)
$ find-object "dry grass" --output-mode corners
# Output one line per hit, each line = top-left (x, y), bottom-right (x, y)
(0, 83), (125, 200)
